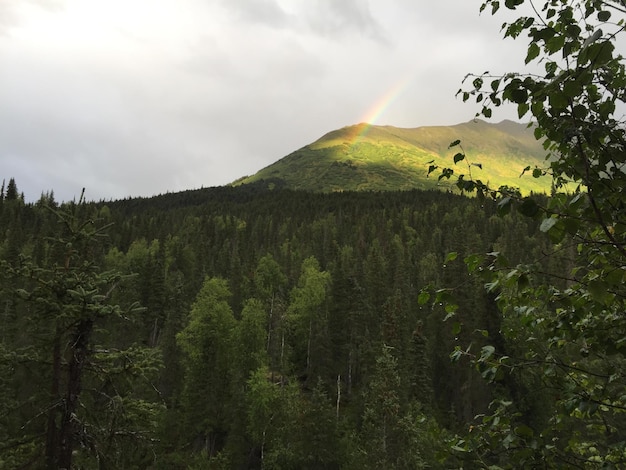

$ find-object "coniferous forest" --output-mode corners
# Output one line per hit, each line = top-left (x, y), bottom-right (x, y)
(3, 0), (626, 468)
(0, 180), (559, 468)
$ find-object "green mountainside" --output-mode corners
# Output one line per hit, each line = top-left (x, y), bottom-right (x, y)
(235, 119), (551, 194)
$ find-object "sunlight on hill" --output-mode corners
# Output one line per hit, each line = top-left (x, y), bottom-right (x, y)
(235, 120), (552, 195)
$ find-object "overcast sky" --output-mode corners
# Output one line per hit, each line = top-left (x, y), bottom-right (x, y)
(0, 0), (530, 202)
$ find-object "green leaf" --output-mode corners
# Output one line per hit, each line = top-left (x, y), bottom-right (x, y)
(449, 139), (461, 148)
(502, 433), (517, 451)
(519, 197), (539, 217)
(438, 168), (454, 180)
(453, 152), (465, 164)
(497, 197), (512, 215)
(523, 16), (534, 29)
(572, 104), (588, 119)
(517, 102), (529, 118)
(546, 34), (565, 54)
(540, 217), (557, 233)
(504, 0), (523, 9)
(464, 253), (484, 273)
(451, 347), (464, 362)
(598, 100), (615, 119)
(444, 307), (458, 321)
(549, 91), (568, 110)
(598, 10), (611, 22)
(510, 88), (528, 104)
(588, 280), (613, 304)
(565, 24), (581, 39)
(525, 42), (540, 64)
(546, 219), (566, 243)
(417, 290), (430, 305)
(517, 273), (529, 288)
(533, 27), (556, 42)
(588, 41), (614, 67)
(480, 345), (495, 361)
(563, 80), (582, 99)
(605, 267), (624, 287)
(544, 60), (558, 77)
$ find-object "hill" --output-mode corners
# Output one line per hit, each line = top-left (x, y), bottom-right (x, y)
(234, 119), (551, 194)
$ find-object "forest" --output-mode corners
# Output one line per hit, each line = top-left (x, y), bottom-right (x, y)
(0, 180), (559, 469)
(2, 0), (626, 468)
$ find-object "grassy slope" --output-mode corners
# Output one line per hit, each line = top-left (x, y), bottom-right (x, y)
(235, 119), (551, 194)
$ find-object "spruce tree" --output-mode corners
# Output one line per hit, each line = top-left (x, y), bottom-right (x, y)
(0, 194), (163, 468)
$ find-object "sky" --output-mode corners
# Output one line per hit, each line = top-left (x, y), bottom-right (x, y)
(0, 0), (531, 202)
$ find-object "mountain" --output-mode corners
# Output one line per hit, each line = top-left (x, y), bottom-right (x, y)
(234, 119), (551, 194)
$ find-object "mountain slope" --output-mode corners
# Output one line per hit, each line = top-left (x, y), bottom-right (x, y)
(235, 119), (551, 194)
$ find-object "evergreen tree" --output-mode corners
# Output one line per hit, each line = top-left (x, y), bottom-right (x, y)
(0, 196), (163, 468)
(176, 277), (237, 459)
(357, 345), (427, 469)
(5, 177), (18, 201)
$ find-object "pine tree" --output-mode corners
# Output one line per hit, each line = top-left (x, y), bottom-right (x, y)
(5, 177), (18, 201)
(176, 277), (237, 458)
(0, 195), (163, 468)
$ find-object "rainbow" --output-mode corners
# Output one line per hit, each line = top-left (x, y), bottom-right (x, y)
(350, 74), (415, 146)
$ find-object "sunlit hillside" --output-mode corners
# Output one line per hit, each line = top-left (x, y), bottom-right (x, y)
(235, 119), (551, 194)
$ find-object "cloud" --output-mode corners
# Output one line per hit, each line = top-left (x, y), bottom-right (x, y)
(218, 0), (291, 29)
(303, 0), (387, 43)
(0, 0), (536, 202)
(0, 0), (65, 35)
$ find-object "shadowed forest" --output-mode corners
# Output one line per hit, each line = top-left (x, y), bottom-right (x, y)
(0, 180), (564, 468)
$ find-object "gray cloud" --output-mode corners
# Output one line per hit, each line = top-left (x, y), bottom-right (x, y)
(217, 0), (291, 29)
(303, 0), (387, 43)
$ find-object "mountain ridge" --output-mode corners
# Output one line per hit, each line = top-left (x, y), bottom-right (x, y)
(234, 119), (551, 194)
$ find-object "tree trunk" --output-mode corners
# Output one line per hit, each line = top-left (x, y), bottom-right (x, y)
(306, 319), (312, 374)
(45, 328), (62, 470)
(58, 318), (93, 469)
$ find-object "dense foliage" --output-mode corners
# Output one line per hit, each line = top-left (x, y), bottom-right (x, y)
(431, 0), (626, 467)
(0, 181), (554, 468)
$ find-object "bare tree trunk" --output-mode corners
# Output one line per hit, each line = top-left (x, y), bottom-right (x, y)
(280, 332), (285, 387)
(150, 318), (160, 347)
(306, 319), (312, 374)
(336, 374), (341, 421)
(266, 294), (274, 354)
(348, 348), (353, 396)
